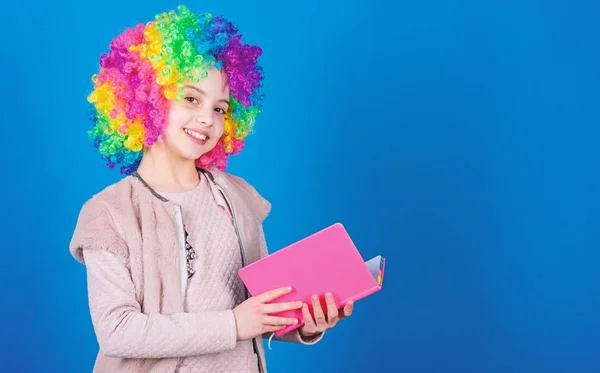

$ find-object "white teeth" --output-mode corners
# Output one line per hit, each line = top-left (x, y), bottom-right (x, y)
(185, 129), (208, 141)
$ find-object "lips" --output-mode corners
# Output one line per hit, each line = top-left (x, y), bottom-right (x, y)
(184, 128), (210, 145)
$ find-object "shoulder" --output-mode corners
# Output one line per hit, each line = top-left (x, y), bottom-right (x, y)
(205, 167), (272, 223)
(76, 176), (138, 217)
(69, 177), (136, 264)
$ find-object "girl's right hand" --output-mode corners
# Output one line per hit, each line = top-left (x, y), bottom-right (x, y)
(232, 286), (303, 341)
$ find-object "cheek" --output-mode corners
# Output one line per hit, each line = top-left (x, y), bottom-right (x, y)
(163, 120), (181, 141)
(166, 105), (188, 130)
(164, 109), (190, 138)
(214, 118), (226, 139)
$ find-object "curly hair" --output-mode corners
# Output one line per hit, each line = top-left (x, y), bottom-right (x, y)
(86, 4), (264, 174)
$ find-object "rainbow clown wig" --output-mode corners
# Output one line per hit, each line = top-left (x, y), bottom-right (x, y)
(86, 5), (264, 175)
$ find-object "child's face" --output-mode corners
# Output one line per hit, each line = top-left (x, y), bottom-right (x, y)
(162, 66), (230, 162)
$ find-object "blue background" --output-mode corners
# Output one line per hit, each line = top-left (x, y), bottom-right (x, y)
(1, 0), (599, 372)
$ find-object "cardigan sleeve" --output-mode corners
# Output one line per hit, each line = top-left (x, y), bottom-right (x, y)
(70, 198), (238, 358)
(222, 172), (272, 224)
(82, 248), (238, 358)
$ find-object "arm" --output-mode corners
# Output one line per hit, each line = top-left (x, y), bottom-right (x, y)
(71, 198), (238, 359)
(83, 248), (238, 359)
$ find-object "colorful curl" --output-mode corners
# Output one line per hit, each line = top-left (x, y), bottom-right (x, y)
(86, 4), (264, 174)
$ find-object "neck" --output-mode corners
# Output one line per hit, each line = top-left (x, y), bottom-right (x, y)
(136, 144), (200, 193)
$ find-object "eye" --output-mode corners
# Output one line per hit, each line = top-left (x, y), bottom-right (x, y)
(214, 107), (227, 115)
(184, 96), (198, 104)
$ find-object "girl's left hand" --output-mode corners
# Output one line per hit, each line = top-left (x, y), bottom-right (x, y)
(299, 292), (354, 337)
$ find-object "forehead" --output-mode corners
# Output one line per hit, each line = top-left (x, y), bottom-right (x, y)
(185, 67), (230, 97)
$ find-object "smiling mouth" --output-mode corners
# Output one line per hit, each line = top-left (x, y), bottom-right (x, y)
(184, 128), (209, 141)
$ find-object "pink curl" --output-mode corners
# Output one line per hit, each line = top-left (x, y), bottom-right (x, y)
(109, 24), (145, 50)
(196, 138), (245, 171)
(95, 23), (169, 146)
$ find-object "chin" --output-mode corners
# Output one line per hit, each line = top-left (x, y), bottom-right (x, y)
(180, 145), (215, 162)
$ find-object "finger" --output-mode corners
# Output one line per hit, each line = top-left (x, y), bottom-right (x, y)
(312, 294), (326, 327)
(340, 300), (354, 319)
(345, 300), (354, 316)
(301, 303), (316, 329)
(259, 286), (293, 303)
(325, 292), (339, 325)
(263, 324), (289, 333)
(262, 301), (303, 314)
(262, 315), (298, 326)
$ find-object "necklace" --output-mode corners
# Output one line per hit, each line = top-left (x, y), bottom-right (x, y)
(184, 228), (196, 278)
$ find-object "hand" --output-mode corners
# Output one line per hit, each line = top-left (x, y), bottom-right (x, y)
(233, 286), (303, 341)
(299, 292), (354, 337)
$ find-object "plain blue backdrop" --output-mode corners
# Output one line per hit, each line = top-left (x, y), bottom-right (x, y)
(1, 0), (599, 372)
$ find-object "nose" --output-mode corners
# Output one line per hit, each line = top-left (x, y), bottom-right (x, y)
(195, 111), (213, 126)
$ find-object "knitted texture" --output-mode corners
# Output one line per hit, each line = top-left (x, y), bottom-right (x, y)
(159, 175), (257, 372)
(83, 249), (239, 359)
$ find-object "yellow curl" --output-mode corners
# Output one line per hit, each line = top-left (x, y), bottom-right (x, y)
(88, 80), (145, 152)
(123, 119), (145, 152)
(88, 83), (115, 124)
(129, 23), (162, 64)
(223, 113), (240, 154)
(129, 22), (181, 100)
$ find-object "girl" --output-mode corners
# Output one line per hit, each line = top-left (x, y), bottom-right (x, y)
(69, 5), (354, 373)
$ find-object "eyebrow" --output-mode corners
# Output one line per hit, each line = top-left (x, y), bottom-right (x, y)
(184, 85), (230, 105)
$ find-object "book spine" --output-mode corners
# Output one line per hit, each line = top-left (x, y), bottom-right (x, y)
(340, 284), (382, 307)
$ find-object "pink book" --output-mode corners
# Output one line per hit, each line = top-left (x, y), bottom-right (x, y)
(238, 223), (386, 336)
